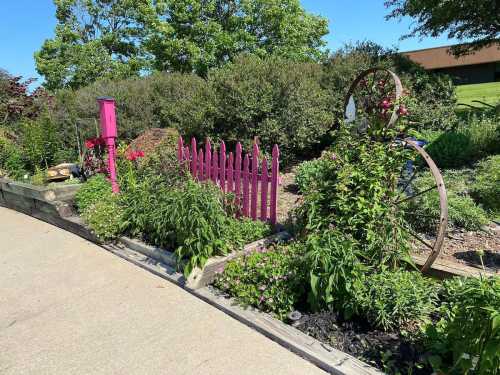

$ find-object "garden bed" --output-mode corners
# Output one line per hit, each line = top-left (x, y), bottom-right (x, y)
(412, 224), (500, 275)
(99, 240), (382, 375)
(0, 178), (99, 243)
(292, 311), (427, 374)
(116, 231), (291, 290)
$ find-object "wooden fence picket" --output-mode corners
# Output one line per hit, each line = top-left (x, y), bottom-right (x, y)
(177, 137), (279, 224)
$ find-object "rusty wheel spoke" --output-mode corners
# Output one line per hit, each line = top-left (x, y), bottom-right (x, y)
(398, 222), (435, 250)
(394, 185), (437, 205)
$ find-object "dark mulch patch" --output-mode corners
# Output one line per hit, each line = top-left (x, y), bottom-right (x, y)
(291, 311), (431, 374)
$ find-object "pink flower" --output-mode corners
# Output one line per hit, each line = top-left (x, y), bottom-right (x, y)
(126, 151), (137, 161)
(85, 138), (96, 149)
(380, 98), (392, 110)
(125, 149), (146, 161)
(398, 105), (409, 116)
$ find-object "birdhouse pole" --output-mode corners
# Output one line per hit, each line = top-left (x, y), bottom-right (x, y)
(97, 97), (119, 193)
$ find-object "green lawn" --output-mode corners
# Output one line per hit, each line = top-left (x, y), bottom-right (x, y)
(456, 82), (500, 108)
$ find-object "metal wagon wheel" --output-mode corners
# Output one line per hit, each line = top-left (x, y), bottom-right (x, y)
(393, 139), (448, 272)
(344, 68), (448, 272)
(344, 67), (403, 132)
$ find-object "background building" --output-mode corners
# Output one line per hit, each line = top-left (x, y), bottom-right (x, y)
(404, 44), (500, 84)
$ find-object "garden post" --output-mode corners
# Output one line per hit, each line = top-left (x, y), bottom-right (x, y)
(97, 97), (119, 194)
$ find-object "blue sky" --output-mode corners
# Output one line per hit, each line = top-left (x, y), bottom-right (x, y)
(0, 0), (461, 85)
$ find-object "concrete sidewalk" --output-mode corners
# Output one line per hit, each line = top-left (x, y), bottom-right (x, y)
(0, 207), (325, 375)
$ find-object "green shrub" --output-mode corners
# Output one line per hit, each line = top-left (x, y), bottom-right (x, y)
(305, 230), (366, 316)
(228, 218), (273, 247)
(209, 54), (333, 164)
(295, 130), (410, 267)
(423, 131), (472, 169)
(0, 133), (27, 179)
(82, 196), (124, 240)
(213, 244), (307, 319)
(75, 174), (113, 213)
(20, 112), (61, 170)
(295, 157), (330, 194)
(465, 114), (500, 159)
(152, 73), (215, 139)
(357, 269), (439, 332)
(425, 276), (500, 375)
(417, 114), (499, 169)
(404, 171), (489, 232)
(53, 72), (215, 144)
(120, 176), (270, 276)
(472, 156), (500, 215)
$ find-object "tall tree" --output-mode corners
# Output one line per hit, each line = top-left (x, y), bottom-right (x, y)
(385, 0), (500, 55)
(35, 0), (147, 90)
(124, 0), (328, 75)
(37, 0), (328, 89)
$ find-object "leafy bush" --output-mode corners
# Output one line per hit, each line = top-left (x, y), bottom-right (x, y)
(82, 196), (124, 240)
(472, 156), (500, 215)
(20, 112), (62, 170)
(120, 175), (271, 276)
(295, 130), (410, 267)
(75, 174), (113, 213)
(425, 276), (500, 375)
(214, 244), (307, 319)
(418, 114), (499, 169)
(228, 218), (273, 247)
(53, 72), (215, 145)
(357, 269), (439, 332)
(404, 171), (489, 232)
(423, 131), (473, 169)
(209, 54), (333, 164)
(0, 133), (27, 179)
(295, 157), (330, 194)
(466, 114), (500, 159)
(306, 230), (366, 315)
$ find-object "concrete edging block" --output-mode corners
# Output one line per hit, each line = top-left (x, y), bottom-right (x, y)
(118, 237), (177, 268)
(186, 231), (291, 289)
(116, 231), (291, 290)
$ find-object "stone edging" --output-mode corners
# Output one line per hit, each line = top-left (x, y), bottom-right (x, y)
(118, 232), (292, 290)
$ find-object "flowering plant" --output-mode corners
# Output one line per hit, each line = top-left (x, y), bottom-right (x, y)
(125, 149), (145, 161)
(116, 147), (146, 190)
(82, 136), (107, 178)
(349, 74), (412, 140)
(213, 244), (307, 319)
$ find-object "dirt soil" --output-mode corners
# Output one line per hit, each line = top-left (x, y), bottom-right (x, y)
(276, 169), (302, 224)
(292, 311), (430, 374)
(413, 223), (500, 274)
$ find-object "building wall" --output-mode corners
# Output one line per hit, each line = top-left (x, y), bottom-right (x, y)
(434, 63), (498, 84)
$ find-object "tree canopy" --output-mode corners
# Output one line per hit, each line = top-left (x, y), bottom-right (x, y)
(35, 0), (148, 91)
(385, 0), (500, 55)
(141, 0), (328, 75)
(36, 0), (328, 90)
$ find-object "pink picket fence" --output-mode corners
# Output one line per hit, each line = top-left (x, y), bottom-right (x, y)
(177, 137), (280, 225)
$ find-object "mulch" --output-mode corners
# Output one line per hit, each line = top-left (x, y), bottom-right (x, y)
(291, 311), (431, 374)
